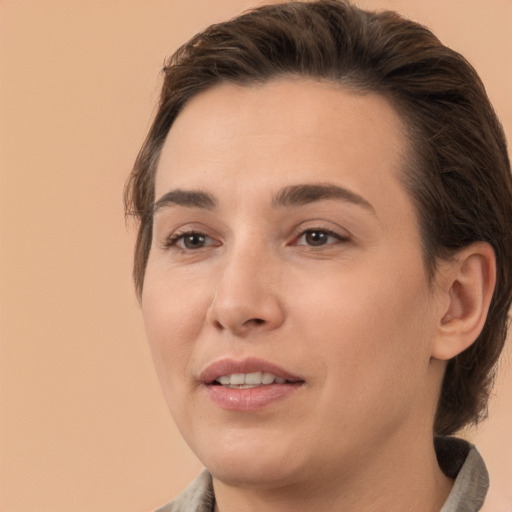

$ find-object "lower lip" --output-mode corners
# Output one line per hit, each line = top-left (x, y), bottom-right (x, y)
(204, 383), (302, 411)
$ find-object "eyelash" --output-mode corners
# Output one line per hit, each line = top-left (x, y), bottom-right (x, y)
(163, 227), (348, 251)
(292, 228), (349, 247)
(164, 230), (218, 250)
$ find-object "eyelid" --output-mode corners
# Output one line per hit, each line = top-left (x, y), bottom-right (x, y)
(163, 229), (221, 250)
(294, 229), (348, 246)
(288, 223), (351, 245)
(158, 221), (350, 251)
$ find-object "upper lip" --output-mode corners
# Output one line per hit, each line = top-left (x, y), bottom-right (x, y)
(199, 357), (303, 384)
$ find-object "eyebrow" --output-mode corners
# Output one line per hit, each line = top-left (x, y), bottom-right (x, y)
(271, 183), (375, 212)
(153, 189), (217, 214)
(152, 183), (374, 215)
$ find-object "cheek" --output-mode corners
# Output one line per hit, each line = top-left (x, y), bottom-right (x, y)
(293, 261), (434, 386)
(141, 268), (210, 386)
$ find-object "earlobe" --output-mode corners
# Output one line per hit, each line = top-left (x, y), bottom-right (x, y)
(432, 242), (496, 361)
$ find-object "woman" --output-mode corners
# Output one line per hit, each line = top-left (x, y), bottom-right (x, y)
(125, 1), (512, 510)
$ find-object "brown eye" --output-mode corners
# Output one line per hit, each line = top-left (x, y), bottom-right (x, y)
(165, 231), (219, 250)
(182, 233), (207, 249)
(294, 229), (347, 247)
(304, 230), (329, 246)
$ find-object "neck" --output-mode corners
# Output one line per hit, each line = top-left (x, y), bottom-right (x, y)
(212, 433), (453, 512)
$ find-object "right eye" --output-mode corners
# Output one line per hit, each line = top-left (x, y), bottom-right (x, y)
(165, 231), (219, 250)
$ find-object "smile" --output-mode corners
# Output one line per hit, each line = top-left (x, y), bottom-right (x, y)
(215, 372), (287, 388)
(200, 358), (304, 411)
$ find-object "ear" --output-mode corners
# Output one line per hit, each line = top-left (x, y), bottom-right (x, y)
(432, 242), (496, 361)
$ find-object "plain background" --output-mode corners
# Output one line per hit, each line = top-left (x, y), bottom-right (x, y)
(1, 1), (511, 511)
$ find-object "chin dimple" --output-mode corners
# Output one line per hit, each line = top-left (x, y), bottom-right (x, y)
(215, 372), (287, 388)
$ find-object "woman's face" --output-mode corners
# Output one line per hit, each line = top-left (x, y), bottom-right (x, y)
(142, 79), (445, 488)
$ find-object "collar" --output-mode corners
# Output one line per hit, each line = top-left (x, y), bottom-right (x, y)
(157, 437), (489, 512)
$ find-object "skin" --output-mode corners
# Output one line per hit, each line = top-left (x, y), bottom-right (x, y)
(142, 79), (474, 511)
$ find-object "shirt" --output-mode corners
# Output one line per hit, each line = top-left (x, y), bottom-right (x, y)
(156, 437), (489, 512)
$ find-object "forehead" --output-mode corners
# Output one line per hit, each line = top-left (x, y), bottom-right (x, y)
(155, 79), (415, 226)
(157, 78), (409, 184)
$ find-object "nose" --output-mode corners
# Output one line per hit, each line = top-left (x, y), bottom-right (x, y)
(206, 244), (285, 337)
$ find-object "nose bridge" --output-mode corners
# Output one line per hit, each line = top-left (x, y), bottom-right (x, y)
(207, 233), (284, 334)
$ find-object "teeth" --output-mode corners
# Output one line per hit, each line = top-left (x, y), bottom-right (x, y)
(230, 373), (245, 385)
(215, 372), (287, 387)
(261, 372), (275, 385)
(245, 371), (263, 384)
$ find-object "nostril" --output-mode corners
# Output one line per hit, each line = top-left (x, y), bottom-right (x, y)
(250, 318), (265, 326)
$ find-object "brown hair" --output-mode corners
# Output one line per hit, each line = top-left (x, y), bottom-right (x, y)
(125, 0), (512, 435)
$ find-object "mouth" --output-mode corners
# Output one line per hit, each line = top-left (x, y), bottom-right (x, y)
(199, 358), (304, 411)
(213, 371), (296, 388)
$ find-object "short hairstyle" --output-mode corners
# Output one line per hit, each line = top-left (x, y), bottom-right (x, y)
(125, 0), (512, 435)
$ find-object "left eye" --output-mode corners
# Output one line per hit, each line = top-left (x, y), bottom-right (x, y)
(294, 229), (345, 247)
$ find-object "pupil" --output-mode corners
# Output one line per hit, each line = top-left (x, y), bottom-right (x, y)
(306, 231), (327, 246)
(184, 233), (205, 248)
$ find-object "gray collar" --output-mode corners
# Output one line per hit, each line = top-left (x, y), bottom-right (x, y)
(155, 470), (214, 512)
(157, 437), (489, 512)
(437, 437), (489, 512)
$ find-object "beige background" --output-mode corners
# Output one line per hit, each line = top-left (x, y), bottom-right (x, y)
(1, 1), (510, 511)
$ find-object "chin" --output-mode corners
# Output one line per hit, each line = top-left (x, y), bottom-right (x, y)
(209, 457), (304, 490)
(194, 433), (308, 489)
